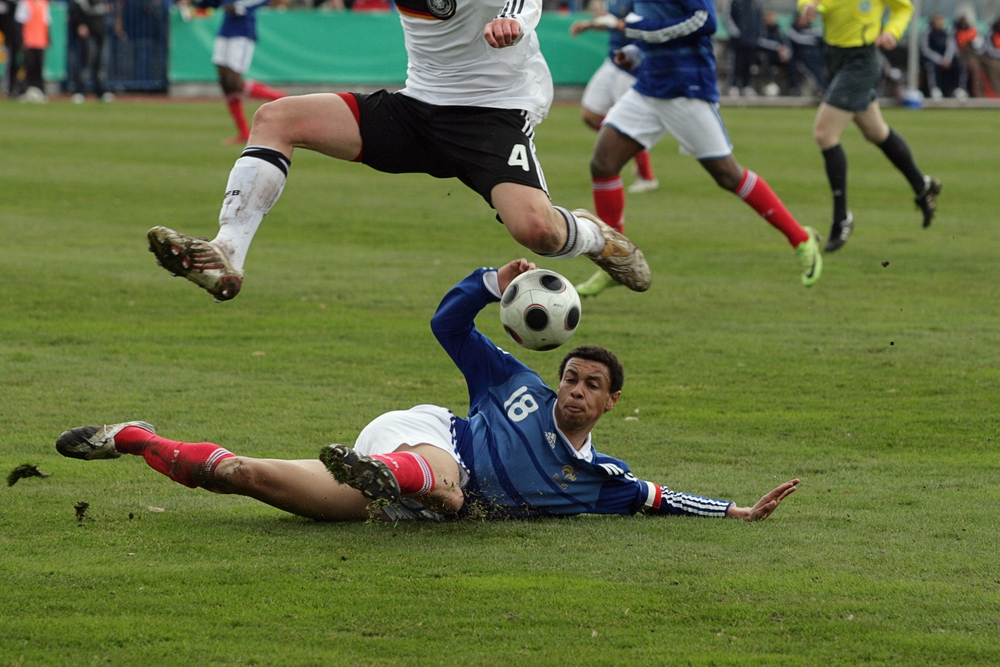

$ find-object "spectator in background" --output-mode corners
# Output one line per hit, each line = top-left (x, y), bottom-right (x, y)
(979, 18), (1000, 94)
(0, 0), (24, 97)
(725, 0), (763, 96)
(786, 11), (826, 96)
(758, 10), (790, 95)
(68, 0), (113, 103)
(920, 14), (959, 99)
(14, 0), (48, 102)
(953, 13), (980, 97)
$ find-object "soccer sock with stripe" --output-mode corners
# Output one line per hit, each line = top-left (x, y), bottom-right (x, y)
(371, 452), (435, 497)
(822, 144), (849, 224)
(634, 150), (655, 181)
(225, 93), (251, 140)
(876, 128), (926, 194)
(113, 426), (235, 491)
(592, 176), (625, 232)
(242, 78), (285, 101)
(541, 206), (607, 259)
(212, 146), (291, 271)
(734, 169), (809, 247)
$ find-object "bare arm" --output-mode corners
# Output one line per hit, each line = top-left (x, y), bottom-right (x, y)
(725, 479), (799, 521)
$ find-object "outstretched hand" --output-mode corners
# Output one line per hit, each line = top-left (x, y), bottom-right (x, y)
(874, 32), (897, 50)
(497, 258), (536, 294)
(728, 479), (799, 521)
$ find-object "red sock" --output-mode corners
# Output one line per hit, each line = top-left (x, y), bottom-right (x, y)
(225, 93), (251, 141)
(634, 150), (655, 181)
(592, 176), (625, 232)
(115, 426), (235, 490)
(735, 170), (809, 247)
(243, 79), (285, 101)
(372, 452), (435, 497)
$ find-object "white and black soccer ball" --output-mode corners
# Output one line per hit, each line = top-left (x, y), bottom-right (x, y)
(499, 269), (581, 351)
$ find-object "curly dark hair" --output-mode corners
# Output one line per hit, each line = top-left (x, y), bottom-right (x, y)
(557, 345), (624, 394)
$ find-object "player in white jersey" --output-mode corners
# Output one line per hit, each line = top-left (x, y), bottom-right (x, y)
(147, 0), (650, 303)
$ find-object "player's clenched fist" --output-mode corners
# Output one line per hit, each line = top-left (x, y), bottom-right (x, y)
(484, 18), (521, 47)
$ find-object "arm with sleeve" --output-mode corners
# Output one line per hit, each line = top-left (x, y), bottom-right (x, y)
(623, 0), (717, 44)
(495, 0), (542, 45)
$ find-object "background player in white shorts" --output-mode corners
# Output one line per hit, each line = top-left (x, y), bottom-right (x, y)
(571, 0), (658, 194)
(147, 0), (650, 302)
(57, 259), (799, 523)
(184, 0), (287, 144)
(576, 0), (823, 297)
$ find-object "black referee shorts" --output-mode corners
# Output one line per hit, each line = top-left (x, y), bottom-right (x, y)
(351, 90), (548, 207)
(823, 44), (881, 113)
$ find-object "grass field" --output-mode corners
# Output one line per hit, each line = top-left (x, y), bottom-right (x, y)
(2, 99), (999, 666)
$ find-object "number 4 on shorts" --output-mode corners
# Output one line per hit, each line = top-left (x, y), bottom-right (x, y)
(508, 144), (530, 172)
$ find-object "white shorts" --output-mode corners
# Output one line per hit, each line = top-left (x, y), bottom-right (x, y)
(212, 36), (256, 74)
(581, 58), (637, 117)
(354, 405), (469, 486)
(603, 89), (733, 160)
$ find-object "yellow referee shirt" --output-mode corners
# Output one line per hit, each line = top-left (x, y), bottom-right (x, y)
(798, 0), (914, 47)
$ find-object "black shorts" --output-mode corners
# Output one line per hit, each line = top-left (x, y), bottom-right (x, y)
(823, 44), (881, 112)
(352, 90), (548, 207)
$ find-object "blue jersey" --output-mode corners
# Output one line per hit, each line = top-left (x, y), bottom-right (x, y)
(431, 268), (733, 519)
(606, 0), (635, 71)
(622, 0), (719, 101)
(198, 0), (272, 41)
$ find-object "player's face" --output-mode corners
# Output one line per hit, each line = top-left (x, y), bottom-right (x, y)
(554, 358), (620, 432)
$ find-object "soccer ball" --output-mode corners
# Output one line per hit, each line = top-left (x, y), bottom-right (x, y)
(763, 82), (781, 97)
(499, 269), (581, 351)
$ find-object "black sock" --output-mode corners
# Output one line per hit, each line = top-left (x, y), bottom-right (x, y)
(822, 144), (848, 223)
(877, 128), (925, 194)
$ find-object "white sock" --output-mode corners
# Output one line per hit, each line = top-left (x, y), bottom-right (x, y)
(542, 207), (606, 259)
(212, 146), (290, 271)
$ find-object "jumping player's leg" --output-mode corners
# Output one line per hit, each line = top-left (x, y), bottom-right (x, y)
(853, 101), (940, 228)
(148, 93), (362, 301)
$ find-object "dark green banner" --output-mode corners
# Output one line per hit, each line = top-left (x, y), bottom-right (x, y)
(169, 9), (608, 85)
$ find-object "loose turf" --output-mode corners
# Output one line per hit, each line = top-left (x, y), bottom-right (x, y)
(1, 100), (998, 666)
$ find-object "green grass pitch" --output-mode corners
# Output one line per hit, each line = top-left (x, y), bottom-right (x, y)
(1, 99), (999, 666)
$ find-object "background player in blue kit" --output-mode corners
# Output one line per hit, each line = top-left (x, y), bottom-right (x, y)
(55, 259), (798, 523)
(182, 0), (286, 144)
(571, 0), (659, 194)
(575, 0), (823, 298)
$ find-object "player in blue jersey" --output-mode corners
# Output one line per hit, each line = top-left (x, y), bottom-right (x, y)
(182, 0), (286, 143)
(56, 259), (798, 523)
(574, 0), (824, 298)
(571, 0), (658, 194)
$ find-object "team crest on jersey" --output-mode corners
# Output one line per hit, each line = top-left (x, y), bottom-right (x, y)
(858, 0), (872, 12)
(397, 0), (455, 20)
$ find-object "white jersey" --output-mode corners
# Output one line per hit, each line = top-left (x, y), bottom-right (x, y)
(396, 0), (554, 121)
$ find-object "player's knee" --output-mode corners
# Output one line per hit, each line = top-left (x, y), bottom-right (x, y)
(212, 456), (254, 493)
(250, 98), (289, 131)
(433, 484), (465, 514)
(589, 153), (619, 179)
(508, 208), (564, 254)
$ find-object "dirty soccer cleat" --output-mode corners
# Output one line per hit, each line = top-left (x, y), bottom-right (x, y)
(795, 226), (823, 287)
(320, 444), (401, 505)
(147, 226), (243, 302)
(381, 498), (445, 522)
(55, 421), (156, 460)
(824, 211), (854, 253)
(575, 269), (620, 298)
(573, 209), (651, 292)
(914, 176), (941, 228)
